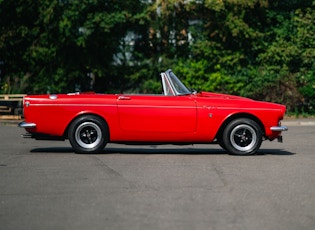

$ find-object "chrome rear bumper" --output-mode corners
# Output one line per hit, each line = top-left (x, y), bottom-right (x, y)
(18, 121), (36, 128)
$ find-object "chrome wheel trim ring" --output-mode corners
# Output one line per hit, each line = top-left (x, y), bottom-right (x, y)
(230, 124), (257, 152)
(75, 122), (102, 149)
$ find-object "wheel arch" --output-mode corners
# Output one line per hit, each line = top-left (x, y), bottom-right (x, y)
(215, 113), (265, 141)
(63, 113), (110, 141)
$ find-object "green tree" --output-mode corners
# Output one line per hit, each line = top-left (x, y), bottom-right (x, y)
(1, 0), (314, 114)
(0, 0), (144, 94)
(0, 0), (38, 93)
(252, 3), (315, 112)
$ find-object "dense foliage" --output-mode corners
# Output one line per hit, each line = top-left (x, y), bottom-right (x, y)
(0, 0), (314, 113)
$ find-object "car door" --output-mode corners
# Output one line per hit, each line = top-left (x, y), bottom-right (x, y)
(117, 94), (197, 133)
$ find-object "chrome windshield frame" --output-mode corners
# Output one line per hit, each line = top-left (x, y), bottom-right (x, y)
(161, 69), (192, 96)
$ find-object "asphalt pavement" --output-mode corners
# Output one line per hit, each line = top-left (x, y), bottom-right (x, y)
(0, 119), (315, 230)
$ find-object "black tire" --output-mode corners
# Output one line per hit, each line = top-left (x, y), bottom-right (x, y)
(68, 115), (108, 154)
(219, 141), (227, 151)
(222, 118), (263, 155)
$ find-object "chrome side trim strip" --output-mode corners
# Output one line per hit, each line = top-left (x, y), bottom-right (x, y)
(18, 121), (36, 128)
(270, 126), (288, 132)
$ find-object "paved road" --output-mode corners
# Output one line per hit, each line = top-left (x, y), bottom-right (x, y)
(0, 123), (315, 230)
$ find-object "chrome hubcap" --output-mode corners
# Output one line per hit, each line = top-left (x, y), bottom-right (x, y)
(75, 122), (102, 149)
(230, 124), (257, 152)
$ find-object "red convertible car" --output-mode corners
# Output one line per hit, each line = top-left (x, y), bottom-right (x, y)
(19, 69), (287, 155)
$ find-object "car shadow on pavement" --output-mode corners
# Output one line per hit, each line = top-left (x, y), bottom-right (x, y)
(30, 147), (225, 155)
(257, 149), (295, 156)
(30, 146), (295, 156)
(102, 147), (226, 155)
(30, 147), (74, 153)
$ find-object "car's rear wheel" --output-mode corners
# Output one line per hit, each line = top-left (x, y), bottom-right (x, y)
(222, 118), (262, 155)
(68, 115), (108, 154)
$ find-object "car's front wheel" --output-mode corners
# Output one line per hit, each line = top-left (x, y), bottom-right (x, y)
(68, 115), (108, 154)
(222, 118), (263, 155)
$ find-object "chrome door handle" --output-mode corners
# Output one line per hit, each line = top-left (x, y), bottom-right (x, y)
(118, 96), (131, 100)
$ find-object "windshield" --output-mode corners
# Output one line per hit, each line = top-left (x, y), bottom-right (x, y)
(167, 70), (191, 95)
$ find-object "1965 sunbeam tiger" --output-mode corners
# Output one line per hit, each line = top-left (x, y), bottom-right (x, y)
(19, 69), (288, 155)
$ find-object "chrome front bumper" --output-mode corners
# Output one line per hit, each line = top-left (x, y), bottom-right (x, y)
(18, 121), (36, 128)
(270, 126), (288, 132)
(270, 125), (288, 143)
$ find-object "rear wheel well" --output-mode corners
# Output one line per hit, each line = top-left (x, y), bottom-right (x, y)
(63, 113), (109, 141)
(216, 113), (265, 142)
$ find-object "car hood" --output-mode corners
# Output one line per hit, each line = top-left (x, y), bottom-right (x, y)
(197, 91), (286, 114)
(197, 91), (252, 101)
